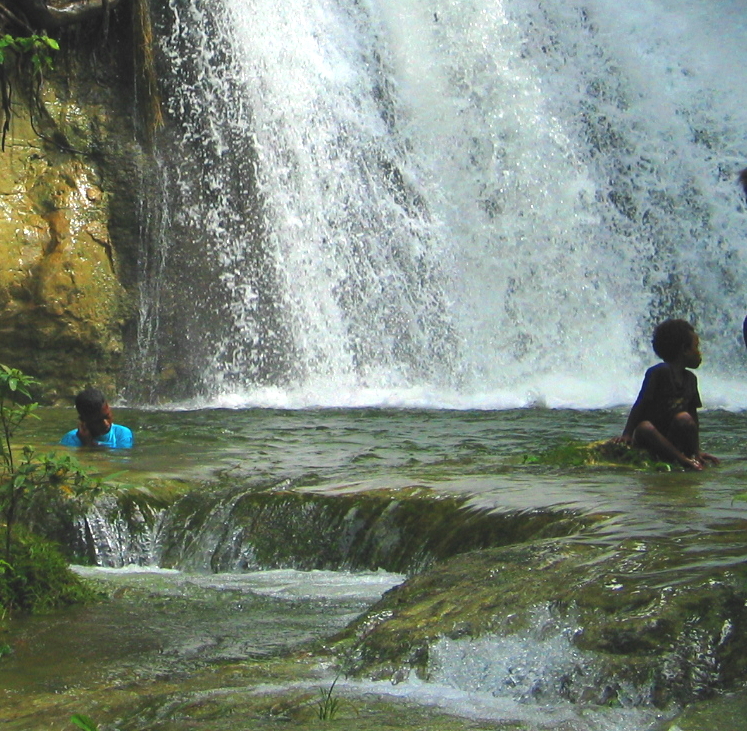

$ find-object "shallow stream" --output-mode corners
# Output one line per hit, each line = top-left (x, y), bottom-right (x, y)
(2, 406), (747, 730)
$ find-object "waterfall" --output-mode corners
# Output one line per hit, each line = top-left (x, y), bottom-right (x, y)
(133, 0), (747, 409)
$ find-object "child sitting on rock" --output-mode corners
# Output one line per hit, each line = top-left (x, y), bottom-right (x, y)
(615, 319), (718, 471)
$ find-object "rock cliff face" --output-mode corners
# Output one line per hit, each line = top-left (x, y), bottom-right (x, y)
(0, 20), (147, 403)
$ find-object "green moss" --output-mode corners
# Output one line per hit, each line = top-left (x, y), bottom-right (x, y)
(523, 439), (673, 471)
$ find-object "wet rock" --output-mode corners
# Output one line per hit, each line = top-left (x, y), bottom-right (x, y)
(0, 22), (144, 401)
(331, 538), (747, 709)
(524, 438), (675, 471)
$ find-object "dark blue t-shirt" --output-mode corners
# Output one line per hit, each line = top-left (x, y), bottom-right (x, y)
(630, 362), (701, 434)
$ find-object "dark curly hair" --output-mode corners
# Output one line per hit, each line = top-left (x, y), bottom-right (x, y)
(74, 387), (110, 438)
(652, 319), (695, 362)
(75, 387), (106, 419)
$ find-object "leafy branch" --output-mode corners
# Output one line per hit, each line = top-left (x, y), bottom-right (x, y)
(0, 32), (60, 151)
(0, 33), (59, 72)
(0, 364), (38, 562)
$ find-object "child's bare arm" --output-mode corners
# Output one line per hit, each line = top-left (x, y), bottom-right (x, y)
(617, 400), (644, 441)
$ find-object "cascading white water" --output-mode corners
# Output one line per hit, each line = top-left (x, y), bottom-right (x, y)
(140, 0), (747, 408)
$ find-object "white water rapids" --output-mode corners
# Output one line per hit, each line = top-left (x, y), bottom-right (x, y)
(140, 0), (747, 409)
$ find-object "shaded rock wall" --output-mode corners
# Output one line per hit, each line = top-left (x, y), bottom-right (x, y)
(0, 17), (147, 403)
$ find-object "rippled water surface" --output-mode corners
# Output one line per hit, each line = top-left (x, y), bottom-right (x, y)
(30, 405), (747, 541)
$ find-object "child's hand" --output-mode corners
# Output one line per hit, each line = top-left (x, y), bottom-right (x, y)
(698, 452), (720, 466)
(76, 419), (95, 446)
(610, 434), (632, 445)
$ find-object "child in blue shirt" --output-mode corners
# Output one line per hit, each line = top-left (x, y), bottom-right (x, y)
(61, 387), (134, 449)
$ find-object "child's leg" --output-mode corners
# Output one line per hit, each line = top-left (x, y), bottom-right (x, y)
(633, 419), (702, 471)
(666, 412), (700, 459)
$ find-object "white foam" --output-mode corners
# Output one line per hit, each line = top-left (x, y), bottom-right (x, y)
(135, 367), (747, 412)
(72, 565), (404, 602)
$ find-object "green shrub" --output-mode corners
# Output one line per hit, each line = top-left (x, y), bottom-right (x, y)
(0, 530), (97, 614)
(0, 364), (102, 615)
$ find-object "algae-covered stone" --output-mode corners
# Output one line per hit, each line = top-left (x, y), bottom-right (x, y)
(0, 653), (511, 731)
(523, 439), (674, 471)
(664, 689), (747, 731)
(1, 154), (132, 392)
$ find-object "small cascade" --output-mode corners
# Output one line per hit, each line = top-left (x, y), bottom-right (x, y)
(432, 631), (591, 704)
(81, 484), (590, 572)
(80, 496), (163, 568)
(428, 609), (642, 708)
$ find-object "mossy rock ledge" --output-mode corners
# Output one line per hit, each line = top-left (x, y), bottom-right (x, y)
(329, 538), (747, 710)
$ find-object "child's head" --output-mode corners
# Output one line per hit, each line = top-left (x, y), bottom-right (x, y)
(652, 319), (697, 363)
(75, 387), (112, 438)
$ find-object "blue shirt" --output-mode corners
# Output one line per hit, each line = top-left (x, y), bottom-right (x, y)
(60, 423), (134, 449)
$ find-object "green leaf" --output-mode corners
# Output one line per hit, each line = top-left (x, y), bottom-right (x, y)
(71, 715), (98, 731)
